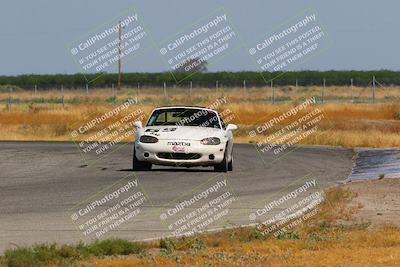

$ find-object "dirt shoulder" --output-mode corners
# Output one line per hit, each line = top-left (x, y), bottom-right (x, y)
(344, 178), (400, 226)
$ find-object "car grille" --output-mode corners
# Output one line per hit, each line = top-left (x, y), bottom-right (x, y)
(157, 153), (201, 160)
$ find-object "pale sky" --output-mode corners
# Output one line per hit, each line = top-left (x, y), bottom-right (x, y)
(0, 0), (398, 75)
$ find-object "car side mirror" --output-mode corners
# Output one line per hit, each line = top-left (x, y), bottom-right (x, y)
(133, 121), (143, 129)
(226, 124), (238, 131)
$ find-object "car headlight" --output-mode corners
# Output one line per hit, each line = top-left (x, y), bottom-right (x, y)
(200, 137), (221, 145)
(140, 135), (159, 143)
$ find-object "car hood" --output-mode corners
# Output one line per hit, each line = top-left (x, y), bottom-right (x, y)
(142, 126), (225, 141)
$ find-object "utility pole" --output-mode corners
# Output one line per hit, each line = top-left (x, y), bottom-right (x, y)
(322, 78), (325, 104)
(118, 21), (123, 91)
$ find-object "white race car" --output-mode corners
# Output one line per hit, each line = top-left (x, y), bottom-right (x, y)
(132, 106), (237, 172)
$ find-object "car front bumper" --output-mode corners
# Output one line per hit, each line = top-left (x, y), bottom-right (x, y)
(135, 139), (226, 166)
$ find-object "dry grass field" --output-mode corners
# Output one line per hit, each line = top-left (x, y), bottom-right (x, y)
(0, 86), (400, 148)
(76, 227), (400, 267)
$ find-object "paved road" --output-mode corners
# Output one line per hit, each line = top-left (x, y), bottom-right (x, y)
(0, 141), (353, 252)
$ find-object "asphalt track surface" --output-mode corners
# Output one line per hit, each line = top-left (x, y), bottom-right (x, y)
(0, 141), (354, 252)
(349, 148), (400, 180)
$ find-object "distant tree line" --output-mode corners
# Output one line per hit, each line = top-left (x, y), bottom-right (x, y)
(0, 70), (399, 89)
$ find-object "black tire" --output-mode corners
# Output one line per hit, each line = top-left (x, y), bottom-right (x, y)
(132, 147), (152, 171)
(214, 144), (229, 172)
(228, 153), (233, 171)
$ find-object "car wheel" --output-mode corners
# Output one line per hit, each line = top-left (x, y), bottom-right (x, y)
(132, 147), (152, 171)
(228, 152), (233, 171)
(214, 144), (229, 172)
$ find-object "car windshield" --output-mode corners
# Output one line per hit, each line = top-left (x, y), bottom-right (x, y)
(147, 108), (221, 128)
